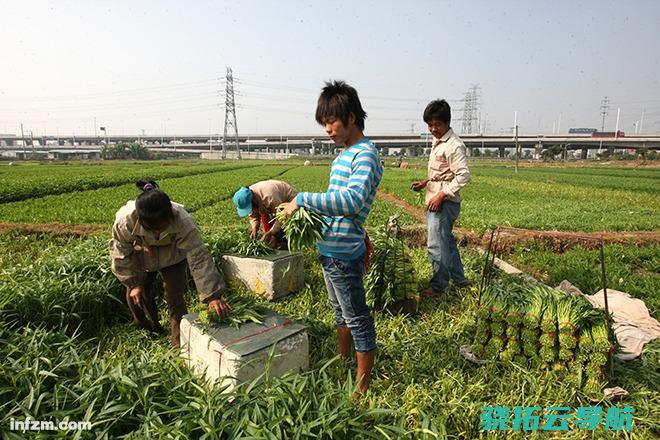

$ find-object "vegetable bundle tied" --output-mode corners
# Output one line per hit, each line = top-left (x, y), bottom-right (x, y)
(579, 321), (611, 398)
(276, 207), (327, 252)
(364, 217), (416, 309)
(556, 292), (597, 361)
(472, 280), (614, 397)
(538, 287), (558, 363)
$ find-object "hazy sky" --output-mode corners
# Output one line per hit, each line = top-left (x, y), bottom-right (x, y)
(2, 0), (659, 136)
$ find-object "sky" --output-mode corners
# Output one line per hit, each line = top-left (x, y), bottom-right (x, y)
(1, 0), (659, 137)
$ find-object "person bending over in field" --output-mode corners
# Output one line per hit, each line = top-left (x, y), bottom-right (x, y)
(411, 99), (471, 298)
(109, 180), (231, 347)
(280, 80), (383, 394)
(232, 180), (298, 250)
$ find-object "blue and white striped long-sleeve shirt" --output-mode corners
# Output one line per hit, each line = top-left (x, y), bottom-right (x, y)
(295, 138), (383, 260)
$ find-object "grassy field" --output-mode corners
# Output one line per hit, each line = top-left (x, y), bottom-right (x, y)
(379, 164), (660, 232)
(2, 161), (657, 231)
(0, 159), (658, 438)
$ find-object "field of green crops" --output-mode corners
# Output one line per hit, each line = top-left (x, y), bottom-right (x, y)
(380, 165), (660, 232)
(1, 159), (658, 438)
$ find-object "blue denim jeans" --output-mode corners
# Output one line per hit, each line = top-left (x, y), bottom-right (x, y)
(427, 200), (467, 292)
(319, 254), (376, 353)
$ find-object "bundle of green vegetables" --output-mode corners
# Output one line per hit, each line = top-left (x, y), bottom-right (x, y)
(275, 207), (327, 252)
(521, 289), (544, 363)
(231, 236), (275, 257)
(415, 190), (425, 206)
(364, 220), (416, 310)
(577, 322), (612, 397)
(196, 294), (264, 329)
(473, 280), (613, 396)
(473, 284), (505, 359)
(539, 287), (559, 364)
(500, 284), (529, 365)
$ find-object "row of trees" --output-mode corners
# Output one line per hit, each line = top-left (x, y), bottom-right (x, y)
(101, 142), (152, 160)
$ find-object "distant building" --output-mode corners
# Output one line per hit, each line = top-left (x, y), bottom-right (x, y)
(47, 149), (101, 160)
(0, 134), (16, 147)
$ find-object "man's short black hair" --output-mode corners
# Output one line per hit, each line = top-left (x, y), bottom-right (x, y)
(423, 99), (451, 125)
(315, 80), (367, 130)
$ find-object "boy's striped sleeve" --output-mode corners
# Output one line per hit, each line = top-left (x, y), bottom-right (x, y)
(296, 150), (379, 216)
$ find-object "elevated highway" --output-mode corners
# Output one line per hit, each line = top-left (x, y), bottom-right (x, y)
(1, 133), (659, 159)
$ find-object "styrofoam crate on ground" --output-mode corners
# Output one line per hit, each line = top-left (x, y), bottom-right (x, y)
(180, 308), (308, 392)
(222, 250), (304, 300)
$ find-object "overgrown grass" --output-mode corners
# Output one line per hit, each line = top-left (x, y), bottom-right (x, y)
(0, 236), (129, 335)
(0, 233), (658, 437)
(0, 324), (413, 439)
(0, 231), (87, 270)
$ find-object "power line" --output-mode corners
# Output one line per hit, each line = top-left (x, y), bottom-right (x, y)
(600, 96), (610, 131)
(0, 91), (222, 113)
(1, 78), (221, 103)
(222, 67), (240, 159)
(460, 84), (480, 134)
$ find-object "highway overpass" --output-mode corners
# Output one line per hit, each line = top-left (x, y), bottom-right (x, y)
(2, 133), (659, 159)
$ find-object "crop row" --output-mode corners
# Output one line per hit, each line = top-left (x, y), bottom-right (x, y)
(0, 160), (269, 203)
(471, 166), (660, 195)
(0, 165), (296, 225)
(379, 167), (660, 231)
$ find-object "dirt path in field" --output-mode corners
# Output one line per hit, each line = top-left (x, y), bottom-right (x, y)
(377, 190), (660, 252)
(0, 222), (109, 237)
(377, 190), (427, 223)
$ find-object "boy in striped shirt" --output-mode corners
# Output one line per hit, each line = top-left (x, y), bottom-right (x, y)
(280, 80), (383, 394)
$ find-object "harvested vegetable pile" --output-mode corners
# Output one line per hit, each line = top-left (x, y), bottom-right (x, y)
(275, 207), (326, 252)
(365, 217), (417, 310)
(196, 294), (264, 329)
(472, 281), (614, 398)
(231, 236), (275, 257)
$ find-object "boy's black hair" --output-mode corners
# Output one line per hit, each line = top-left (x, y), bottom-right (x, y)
(423, 99), (451, 125)
(315, 80), (367, 130)
(135, 180), (173, 228)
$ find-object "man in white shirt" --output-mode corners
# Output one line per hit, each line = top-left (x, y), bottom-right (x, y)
(411, 99), (471, 297)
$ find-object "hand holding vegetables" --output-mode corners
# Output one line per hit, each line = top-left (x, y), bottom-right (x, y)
(275, 204), (327, 252)
(207, 298), (231, 319)
(278, 199), (299, 218)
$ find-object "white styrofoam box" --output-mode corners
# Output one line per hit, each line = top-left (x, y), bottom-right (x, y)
(222, 250), (304, 300)
(180, 308), (308, 392)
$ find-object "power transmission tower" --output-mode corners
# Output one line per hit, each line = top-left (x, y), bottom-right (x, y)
(460, 84), (480, 134)
(600, 96), (610, 132)
(222, 67), (240, 159)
